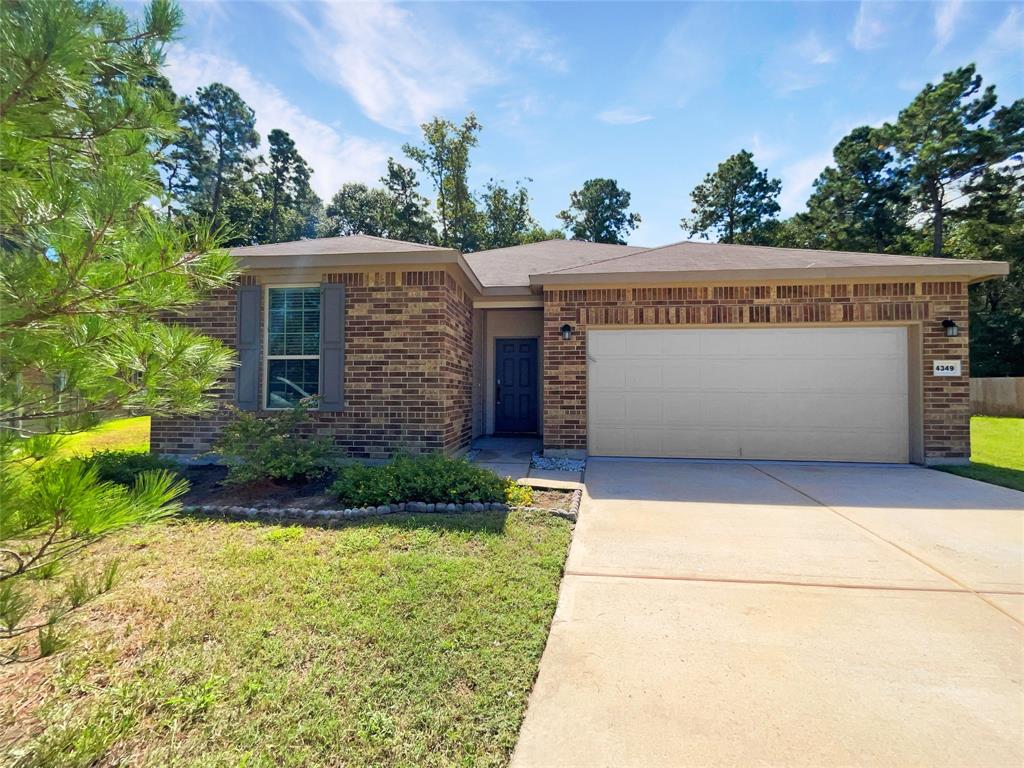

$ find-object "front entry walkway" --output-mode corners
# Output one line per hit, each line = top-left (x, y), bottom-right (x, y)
(468, 435), (539, 480)
(512, 460), (1024, 767)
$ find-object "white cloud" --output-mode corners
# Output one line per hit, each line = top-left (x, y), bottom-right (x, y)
(779, 151), (833, 215)
(277, 2), (493, 133)
(165, 46), (392, 199)
(795, 31), (835, 65)
(987, 6), (1024, 56)
(750, 133), (785, 166)
(596, 108), (654, 125)
(277, 2), (564, 133)
(850, 1), (892, 50)
(933, 0), (965, 50)
(763, 31), (836, 93)
(648, 8), (727, 108)
(480, 8), (569, 74)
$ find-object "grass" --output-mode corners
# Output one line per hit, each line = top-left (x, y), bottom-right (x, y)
(0, 510), (572, 767)
(57, 416), (150, 456)
(937, 416), (1024, 492)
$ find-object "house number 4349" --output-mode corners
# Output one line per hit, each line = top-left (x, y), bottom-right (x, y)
(932, 360), (961, 376)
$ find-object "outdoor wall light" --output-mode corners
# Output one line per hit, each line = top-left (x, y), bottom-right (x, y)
(560, 323), (573, 341)
(942, 319), (960, 337)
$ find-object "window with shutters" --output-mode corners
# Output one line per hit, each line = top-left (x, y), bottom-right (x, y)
(265, 286), (320, 408)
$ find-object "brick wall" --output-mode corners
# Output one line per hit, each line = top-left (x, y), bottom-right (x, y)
(542, 280), (970, 462)
(439, 273), (475, 452)
(151, 269), (476, 460)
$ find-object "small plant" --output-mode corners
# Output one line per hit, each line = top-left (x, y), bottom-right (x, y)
(210, 405), (338, 485)
(505, 482), (534, 508)
(26, 560), (62, 581)
(82, 451), (180, 487)
(330, 453), (507, 507)
(66, 574), (92, 609)
(37, 623), (68, 658)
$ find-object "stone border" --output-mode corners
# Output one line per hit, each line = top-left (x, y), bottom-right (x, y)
(511, 489), (583, 522)
(181, 490), (583, 525)
(182, 500), (509, 524)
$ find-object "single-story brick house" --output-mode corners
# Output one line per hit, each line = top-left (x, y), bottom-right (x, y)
(152, 234), (1008, 465)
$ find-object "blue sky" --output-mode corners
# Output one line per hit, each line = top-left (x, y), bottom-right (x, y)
(160, 1), (1024, 246)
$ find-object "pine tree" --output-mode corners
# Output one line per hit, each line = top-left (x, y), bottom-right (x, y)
(0, 0), (236, 660)
(558, 178), (641, 244)
(682, 151), (780, 244)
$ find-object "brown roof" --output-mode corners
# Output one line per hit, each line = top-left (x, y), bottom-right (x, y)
(530, 240), (1009, 285)
(464, 239), (646, 287)
(230, 234), (451, 257)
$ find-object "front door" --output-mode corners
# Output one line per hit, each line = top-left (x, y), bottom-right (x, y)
(495, 338), (539, 433)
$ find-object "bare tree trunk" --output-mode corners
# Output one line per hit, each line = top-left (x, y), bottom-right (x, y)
(931, 183), (944, 258)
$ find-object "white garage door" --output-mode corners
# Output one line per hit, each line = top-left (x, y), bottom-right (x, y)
(588, 327), (909, 463)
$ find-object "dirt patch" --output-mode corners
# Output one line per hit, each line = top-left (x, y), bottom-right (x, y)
(532, 489), (574, 511)
(178, 465), (337, 509)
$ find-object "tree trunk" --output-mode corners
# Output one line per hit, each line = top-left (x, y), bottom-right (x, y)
(211, 134), (226, 220)
(931, 184), (944, 258)
(270, 180), (279, 242)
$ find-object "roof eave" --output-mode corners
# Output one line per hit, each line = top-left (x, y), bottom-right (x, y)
(236, 248), (462, 270)
(529, 261), (1010, 287)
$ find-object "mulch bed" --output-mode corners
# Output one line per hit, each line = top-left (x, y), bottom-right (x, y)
(178, 465), (338, 509)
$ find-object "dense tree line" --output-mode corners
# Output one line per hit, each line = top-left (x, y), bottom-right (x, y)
(683, 66), (1023, 376)
(163, 88), (641, 250)
(155, 55), (1023, 374)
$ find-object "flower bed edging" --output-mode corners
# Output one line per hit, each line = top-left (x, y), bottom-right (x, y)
(182, 500), (510, 524)
(181, 489), (582, 525)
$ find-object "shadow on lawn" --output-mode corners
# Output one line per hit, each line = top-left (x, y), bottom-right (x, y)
(177, 507), (510, 535)
(938, 462), (1024, 494)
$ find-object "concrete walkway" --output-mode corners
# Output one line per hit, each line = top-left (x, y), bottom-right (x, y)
(512, 460), (1024, 768)
(469, 436), (584, 488)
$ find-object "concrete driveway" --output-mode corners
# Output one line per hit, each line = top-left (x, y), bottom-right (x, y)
(512, 461), (1024, 768)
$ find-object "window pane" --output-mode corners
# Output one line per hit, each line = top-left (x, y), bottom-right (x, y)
(266, 287), (320, 356)
(266, 359), (319, 408)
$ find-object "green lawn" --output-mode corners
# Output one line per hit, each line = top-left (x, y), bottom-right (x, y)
(57, 415), (151, 456)
(2, 511), (571, 767)
(937, 416), (1024, 492)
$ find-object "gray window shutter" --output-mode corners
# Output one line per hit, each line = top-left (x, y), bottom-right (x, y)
(235, 285), (261, 410)
(319, 282), (345, 411)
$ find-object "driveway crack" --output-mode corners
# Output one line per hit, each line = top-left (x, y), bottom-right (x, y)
(749, 464), (1023, 627)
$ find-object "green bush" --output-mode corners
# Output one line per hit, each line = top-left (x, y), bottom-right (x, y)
(329, 454), (507, 507)
(82, 450), (180, 487)
(210, 405), (339, 485)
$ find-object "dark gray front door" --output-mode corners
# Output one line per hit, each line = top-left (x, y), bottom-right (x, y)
(495, 338), (538, 434)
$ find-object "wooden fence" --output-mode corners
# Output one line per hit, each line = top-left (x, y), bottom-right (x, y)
(970, 377), (1024, 417)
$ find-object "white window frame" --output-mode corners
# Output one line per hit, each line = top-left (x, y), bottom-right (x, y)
(263, 283), (320, 410)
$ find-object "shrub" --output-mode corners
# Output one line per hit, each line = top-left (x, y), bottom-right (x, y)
(505, 482), (534, 508)
(210, 405), (338, 485)
(329, 454), (507, 507)
(82, 450), (180, 487)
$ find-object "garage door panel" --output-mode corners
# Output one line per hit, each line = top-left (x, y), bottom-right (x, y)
(587, 327), (909, 463)
(625, 394), (663, 424)
(625, 363), (663, 388)
(590, 392), (626, 423)
(661, 332), (702, 356)
(699, 359), (747, 389)
(660, 360), (699, 388)
(588, 332), (627, 356)
(628, 332), (667, 356)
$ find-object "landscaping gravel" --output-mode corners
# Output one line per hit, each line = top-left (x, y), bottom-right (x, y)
(530, 452), (586, 472)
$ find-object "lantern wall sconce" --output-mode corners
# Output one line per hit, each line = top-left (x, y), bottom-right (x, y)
(941, 319), (959, 337)
(560, 323), (573, 341)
